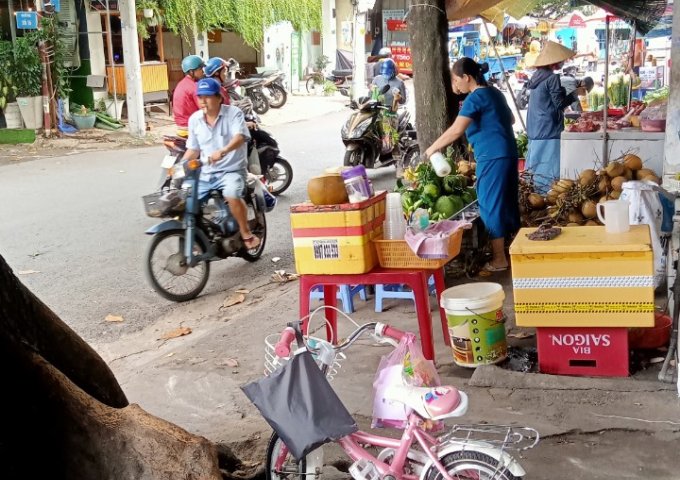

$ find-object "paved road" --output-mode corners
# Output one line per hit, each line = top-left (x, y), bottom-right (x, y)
(0, 110), (399, 342)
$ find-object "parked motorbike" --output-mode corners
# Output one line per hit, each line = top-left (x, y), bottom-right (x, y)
(341, 84), (415, 169)
(160, 120), (293, 196)
(143, 158), (268, 302)
(248, 70), (287, 108)
(224, 59), (270, 115)
(512, 70), (532, 110)
(305, 69), (352, 97)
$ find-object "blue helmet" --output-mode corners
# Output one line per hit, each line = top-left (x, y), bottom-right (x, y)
(380, 58), (397, 79)
(181, 55), (204, 74)
(196, 77), (222, 97)
(204, 57), (226, 77)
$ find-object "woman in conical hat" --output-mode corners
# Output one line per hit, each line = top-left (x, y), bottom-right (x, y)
(525, 41), (586, 193)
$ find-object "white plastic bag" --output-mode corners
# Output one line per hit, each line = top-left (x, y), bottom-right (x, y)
(620, 180), (674, 287)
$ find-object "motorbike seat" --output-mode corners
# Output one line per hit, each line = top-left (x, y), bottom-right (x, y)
(383, 385), (468, 421)
(332, 69), (353, 78)
(238, 78), (264, 87)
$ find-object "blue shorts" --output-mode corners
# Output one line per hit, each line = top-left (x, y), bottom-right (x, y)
(197, 171), (247, 200)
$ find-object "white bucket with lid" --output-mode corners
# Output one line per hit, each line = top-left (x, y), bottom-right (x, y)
(440, 283), (507, 367)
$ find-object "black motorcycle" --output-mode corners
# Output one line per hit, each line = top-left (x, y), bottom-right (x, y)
(160, 122), (292, 196)
(143, 158), (268, 302)
(341, 84), (416, 169)
(248, 70), (287, 108)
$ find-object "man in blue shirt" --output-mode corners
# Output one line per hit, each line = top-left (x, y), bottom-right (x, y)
(183, 78), (259, 249)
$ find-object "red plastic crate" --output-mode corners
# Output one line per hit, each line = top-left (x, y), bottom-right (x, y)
(536, 327), (629, 377)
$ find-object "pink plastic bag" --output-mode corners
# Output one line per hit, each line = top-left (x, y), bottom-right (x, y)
(372, 333), (440, 428)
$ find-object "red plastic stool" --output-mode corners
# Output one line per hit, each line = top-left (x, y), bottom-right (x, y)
(298, 267), (448, 360)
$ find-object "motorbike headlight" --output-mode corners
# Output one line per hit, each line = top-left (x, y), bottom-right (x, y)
(351, 118), (373, 139)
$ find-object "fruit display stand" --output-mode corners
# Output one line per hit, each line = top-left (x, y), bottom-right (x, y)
(560, 131), (665, 179)
(509, 225), (655, 377)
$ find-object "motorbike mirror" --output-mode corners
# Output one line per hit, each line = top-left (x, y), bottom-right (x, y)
(380, 84), (391, 95)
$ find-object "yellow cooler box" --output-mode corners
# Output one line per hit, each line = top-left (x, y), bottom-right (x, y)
(291, 191), (386, 274)
(509, 225), (654, 328)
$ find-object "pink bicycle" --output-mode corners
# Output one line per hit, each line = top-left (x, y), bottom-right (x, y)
(263, 322), (539, 480)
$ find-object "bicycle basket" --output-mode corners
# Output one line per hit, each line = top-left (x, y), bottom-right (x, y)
(143, 190), (186, 218)
(241, 348), (358, 461)
(264, 334), (346, 381)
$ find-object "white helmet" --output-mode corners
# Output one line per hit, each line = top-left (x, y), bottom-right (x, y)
(378, 47), (392, 57)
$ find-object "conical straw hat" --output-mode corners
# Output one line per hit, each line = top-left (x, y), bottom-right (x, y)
(532, 41), (576, 68)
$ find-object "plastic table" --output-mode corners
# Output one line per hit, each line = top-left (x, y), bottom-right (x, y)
(299, 267), (448, 360)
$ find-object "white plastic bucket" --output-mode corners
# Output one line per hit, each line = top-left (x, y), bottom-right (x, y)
(440, 283), (507, 367)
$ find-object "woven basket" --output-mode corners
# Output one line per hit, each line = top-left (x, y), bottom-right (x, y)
(374, 227), (463, 269)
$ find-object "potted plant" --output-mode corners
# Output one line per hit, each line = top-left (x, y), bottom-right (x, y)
(71, 105), (97, 130)
(322, 80), (337, 96)
(97, 95), (125, 121)
(136, 0), (163, 39)
(12, 36), (43, 130)
(0, 40), (22, 129)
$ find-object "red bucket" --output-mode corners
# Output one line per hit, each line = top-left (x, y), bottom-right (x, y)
(628, 312), (672, 350)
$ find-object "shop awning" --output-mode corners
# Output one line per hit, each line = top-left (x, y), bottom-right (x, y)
(446, 0), (667, 35)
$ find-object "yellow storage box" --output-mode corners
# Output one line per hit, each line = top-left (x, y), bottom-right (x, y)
(291, 192), (386, 274)
(509, 225), (654, 327)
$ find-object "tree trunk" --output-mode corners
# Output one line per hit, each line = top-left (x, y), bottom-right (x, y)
(0, 253), (223, 479)
(408, 0), (458, 154)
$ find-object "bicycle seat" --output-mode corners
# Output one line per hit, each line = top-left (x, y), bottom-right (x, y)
(384, 385), (468, 420)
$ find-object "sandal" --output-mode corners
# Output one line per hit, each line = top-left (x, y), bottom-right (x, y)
(243, 235), (261, 250)
(482, 262), (508, 272)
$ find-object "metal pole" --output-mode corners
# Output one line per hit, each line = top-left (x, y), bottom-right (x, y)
(628, 21), (636, 110)
(602, 16), (610, 167)
(483, 20), (526, 131)
(8, 0), (17, 44)
(105, 0), (119, 119)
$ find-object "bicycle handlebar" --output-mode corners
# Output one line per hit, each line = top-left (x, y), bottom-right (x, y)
(274, 327), (296, 357)
(273, 322), (410, 359)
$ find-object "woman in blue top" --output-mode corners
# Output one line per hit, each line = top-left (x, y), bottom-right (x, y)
(425, 57), (519, 272)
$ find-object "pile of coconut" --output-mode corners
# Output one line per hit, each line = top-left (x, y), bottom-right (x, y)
(520, 154), (659, 227)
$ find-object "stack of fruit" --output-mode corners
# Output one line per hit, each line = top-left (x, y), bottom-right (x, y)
(399, 159), (477, 221)
(520, 153), (660, 227)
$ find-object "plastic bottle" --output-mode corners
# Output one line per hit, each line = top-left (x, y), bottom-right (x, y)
(411, 208), (430, 231)
(429, 152), (452, 177)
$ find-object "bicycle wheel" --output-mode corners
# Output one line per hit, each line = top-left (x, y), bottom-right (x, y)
(265, 433), (307, 480)
(425, 451), (520, 480)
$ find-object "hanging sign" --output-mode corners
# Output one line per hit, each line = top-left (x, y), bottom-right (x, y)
(569, 14), (586, 28)
(386, 19), (407, 32)
(16, 12), (38, 30)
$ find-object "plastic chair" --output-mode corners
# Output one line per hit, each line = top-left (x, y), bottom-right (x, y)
(374, 276), (436, 313)
(309, 284), (367, 314)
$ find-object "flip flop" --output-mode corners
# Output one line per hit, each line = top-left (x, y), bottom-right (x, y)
(243, 235), (261, 250)
(482, 262), (508, 272)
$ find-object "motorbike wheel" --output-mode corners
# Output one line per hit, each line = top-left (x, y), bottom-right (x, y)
(267, 84), (287, 108)
(403, 145), (421, 170)
(241, 202), (267, 262)
(265, 157), (293, 195)
(343, 149), (364, 167)
(145, 230), (210, 302)
(251, 91), (270, 115)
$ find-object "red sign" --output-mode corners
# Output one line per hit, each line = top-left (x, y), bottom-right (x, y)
(386, 19), (408, 32)
(569, 13), (586, 28)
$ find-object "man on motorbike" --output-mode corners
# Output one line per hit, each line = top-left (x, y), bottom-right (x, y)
(372, 47), (410, 81)
(183, 78), (260, 250)
(172, 55), (205, 136)
(371, 59), (406, 110)
(204, 57), (231, 106)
